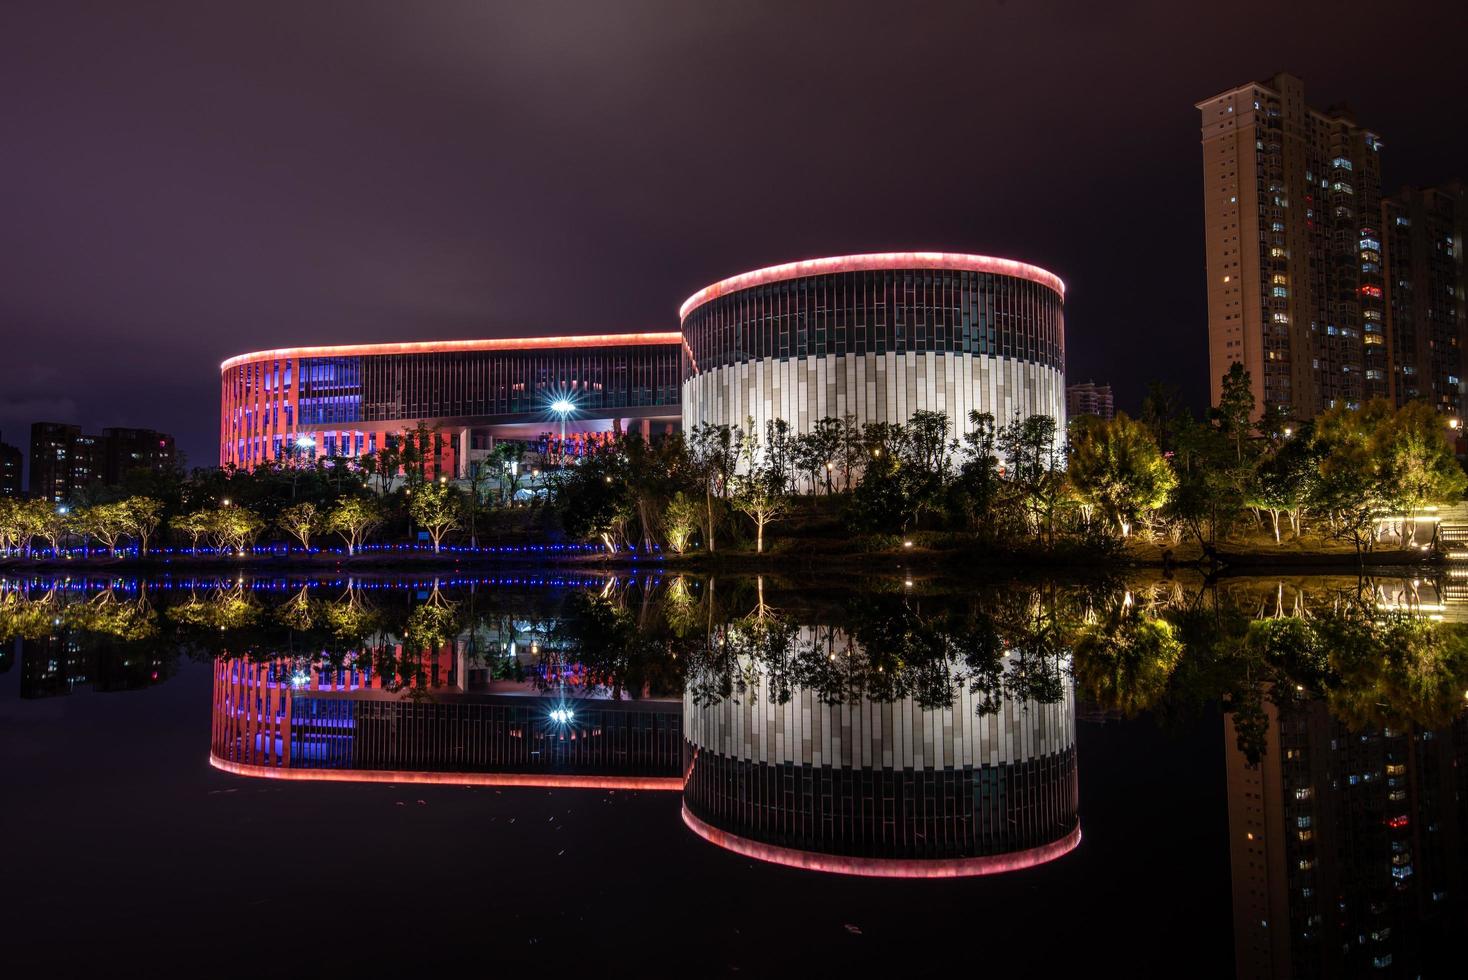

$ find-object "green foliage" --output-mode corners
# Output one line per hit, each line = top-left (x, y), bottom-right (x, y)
(325, 497), (384, 555)
(1067, 412), (1175, 538)
(277, 502), (321, 550)
(409, 482), (463, 552)
(663, 491), (701, 554)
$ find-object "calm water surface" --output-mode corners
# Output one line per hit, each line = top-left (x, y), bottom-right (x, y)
(2, 571), (1462, 977)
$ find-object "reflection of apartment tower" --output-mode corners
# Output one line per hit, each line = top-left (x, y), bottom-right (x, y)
(1066, 382), (1114, 421)
(1198, 73), (1385, 417)
(19, 633), (174, 699)
(1382, 183), (1467, 416)
(1225, 699), (1466, 978)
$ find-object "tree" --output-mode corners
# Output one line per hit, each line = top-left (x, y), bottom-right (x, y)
(1248, 430), (1320, 543)
(215, 506), (264, 554)
(410, 482), (463, 553)
(731, 468), (789, 554)
(1373, 400), (1468, 542)
(901, 410), (953, 526)
(1067, 413), (1176, 538)
(33, 503), (71, 556)
(663, 491), (701, 554)
(998, 413), (1065, 546)
(77, 502), (131, 556)
(277, 502), (321, 551)
(810, 416), (843, 494)
(0, 499), (20, 556)
(173, 510), (213, 551)
(326, 498), (383, 556)
(1213, 362), (1256, 463)
(488, 441), (524, 505)
(554, 442), (632, 551)
(1312, 400), (1394, 556)
(838, 414), (864, 492)
(951, 411), (1003, 533)
(689, 422), (740, 552)
(121, 497), (164, 556)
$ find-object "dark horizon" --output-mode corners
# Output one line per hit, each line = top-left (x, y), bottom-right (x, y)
(3, 0), (1465, 470)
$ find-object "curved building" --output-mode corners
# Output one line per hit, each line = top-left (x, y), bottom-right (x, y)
(681, 626), (1081, 877)
(679, 252), (1066, 440)
(219, 334), (682, 472)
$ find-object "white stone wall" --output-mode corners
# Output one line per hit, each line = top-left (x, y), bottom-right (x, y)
(681, 351), (1066, 445)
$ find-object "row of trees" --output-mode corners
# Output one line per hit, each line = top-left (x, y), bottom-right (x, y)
(0, 497), (164, 557)
(553, 364), (1467, 558)
(0, 485), (475, 559)
(7, 364), (1463, 561)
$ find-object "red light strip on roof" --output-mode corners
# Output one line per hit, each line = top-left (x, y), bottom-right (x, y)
(209, 754), (683, 792)
(221, 332), (683, 373)
(679, 252), (1066, 322)
(681, 803), (1081, 878)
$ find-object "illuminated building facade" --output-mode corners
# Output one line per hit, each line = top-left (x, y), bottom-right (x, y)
(219, 334), (683, 474)
(1225, 699), (1466, 977)
(1198, 72), (1386, 417)
(1382, 183), (1467, 416)
(679, 253), (1066, 444)
(680, 627), (1081, 877)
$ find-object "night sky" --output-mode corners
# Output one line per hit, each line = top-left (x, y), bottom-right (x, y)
(2, 0), (1465, 470)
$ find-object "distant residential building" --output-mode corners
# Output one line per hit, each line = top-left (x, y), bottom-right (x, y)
(1066, 382), (1114, 421)
(1198, 72), (1386, 418)
(1382, 182), (1467, 417)
(29, 422), (99, 503)
(28, 422), (175, 503)
(100, 427), (177, 484)
(0, 431), (21, 497)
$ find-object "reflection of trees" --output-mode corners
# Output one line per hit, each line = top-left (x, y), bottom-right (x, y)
(684, 585), (1065, 715)
(0, 583), (60, 641)
(1069, 575), (1468, 763)
(168, 583), (262, 633)
(1072, 593), (1182, 717)
(64, 586), (159, 641)
(8, 571), (1467, 748)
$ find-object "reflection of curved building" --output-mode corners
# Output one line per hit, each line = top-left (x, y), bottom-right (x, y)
(681, 657), (1080, 877)
(210, 659), (683, 790)
(679, 252), (1066, 439)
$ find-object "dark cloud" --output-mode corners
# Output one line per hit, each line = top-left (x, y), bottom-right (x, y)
(1, 0), (1464, 467)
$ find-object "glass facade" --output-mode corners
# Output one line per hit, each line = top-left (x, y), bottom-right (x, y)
(220, 338), (681, 468)
(682, 747), (1079, 862)
(681, 268), (1065, 378)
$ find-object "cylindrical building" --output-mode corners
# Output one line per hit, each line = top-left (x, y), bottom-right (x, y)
(679, 252), (1066, 440)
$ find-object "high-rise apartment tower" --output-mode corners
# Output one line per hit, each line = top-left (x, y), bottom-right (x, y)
(1198, 72), (1386, 418)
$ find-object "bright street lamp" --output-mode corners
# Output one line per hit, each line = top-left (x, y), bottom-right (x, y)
(550, 398), (575, 443)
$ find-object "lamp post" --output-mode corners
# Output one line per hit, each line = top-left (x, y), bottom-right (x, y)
(551, 398), (574, 461)
(291, 435), (316, 498)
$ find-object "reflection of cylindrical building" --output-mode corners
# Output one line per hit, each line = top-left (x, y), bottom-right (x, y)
(682, 658), (1080, 877)
(679, 252), (1066, 439)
